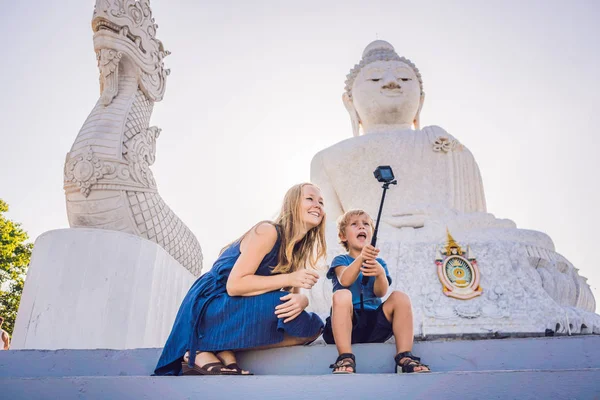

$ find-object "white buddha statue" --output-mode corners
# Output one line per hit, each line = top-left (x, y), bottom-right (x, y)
(307, 40), (599, 336)
(312, 40), (490, 231)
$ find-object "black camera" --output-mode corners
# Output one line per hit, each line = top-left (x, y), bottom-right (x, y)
(373, 165), (395, 183)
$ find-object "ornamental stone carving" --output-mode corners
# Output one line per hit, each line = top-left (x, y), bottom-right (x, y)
(432, 136), (459, 153)
(92, 0), (170, 103)
(64, 147), (116, 197)
(122, 126), (160, 188)
(63, 0), (202, 275)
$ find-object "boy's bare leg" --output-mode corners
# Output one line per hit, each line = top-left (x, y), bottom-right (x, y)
(382, 291), (427, 372)
(331, 289), (354, 372)
(382, 291), (414, 352)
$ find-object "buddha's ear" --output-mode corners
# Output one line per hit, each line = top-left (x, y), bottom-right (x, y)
(413, 92), (425, 130)
(343, 92), (361, 137)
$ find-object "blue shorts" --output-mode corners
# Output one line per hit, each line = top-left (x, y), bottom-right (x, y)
(322, 303), (393, 344)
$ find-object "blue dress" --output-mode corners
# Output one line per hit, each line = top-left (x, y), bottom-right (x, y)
(154, 226), (324, 376)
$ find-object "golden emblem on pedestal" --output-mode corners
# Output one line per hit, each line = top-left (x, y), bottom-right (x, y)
(435, 230), (482, 300)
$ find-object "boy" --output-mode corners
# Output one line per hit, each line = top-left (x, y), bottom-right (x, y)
(323, 209), (429, 374)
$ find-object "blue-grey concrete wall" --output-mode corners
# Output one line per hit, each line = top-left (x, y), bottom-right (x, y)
(1, 370), (599, 400)
(1, 336), (598, 377)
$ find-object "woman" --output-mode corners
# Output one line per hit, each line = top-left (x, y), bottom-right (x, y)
(154, 183), (326, 375)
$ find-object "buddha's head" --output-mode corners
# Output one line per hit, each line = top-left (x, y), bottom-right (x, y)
(344, 40), (425, 136)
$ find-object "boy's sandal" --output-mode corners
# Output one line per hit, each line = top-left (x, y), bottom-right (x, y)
(394, 351), (431, 373)
(329, 353), (356, 374)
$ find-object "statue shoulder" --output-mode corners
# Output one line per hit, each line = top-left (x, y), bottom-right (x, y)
(421, 125), (469, 153)
(310, 138), (354, 182)
(421, 125), (457, 141)
(310, 138), (352, 167)
(311, 148), (328, 169)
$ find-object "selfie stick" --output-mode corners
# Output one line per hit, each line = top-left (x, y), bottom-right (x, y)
(361, 166), (397, 291)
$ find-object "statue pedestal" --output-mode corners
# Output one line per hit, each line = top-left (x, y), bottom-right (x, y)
(307, 224), (600, 337)
(12, 228), (195, 350)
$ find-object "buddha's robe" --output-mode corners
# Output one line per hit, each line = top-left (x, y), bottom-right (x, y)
(311, 126), (486, 227)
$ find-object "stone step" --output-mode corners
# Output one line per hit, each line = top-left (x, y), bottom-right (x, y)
(1, 369), (599, 400)
(1, 336), (598, 377)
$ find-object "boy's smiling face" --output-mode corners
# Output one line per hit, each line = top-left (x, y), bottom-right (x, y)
(340, 213), (374, 254)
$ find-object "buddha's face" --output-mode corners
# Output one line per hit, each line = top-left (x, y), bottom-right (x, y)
(352, 60), (421, 128)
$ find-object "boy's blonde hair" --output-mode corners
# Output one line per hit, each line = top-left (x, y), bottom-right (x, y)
(337, 209), (375, 251)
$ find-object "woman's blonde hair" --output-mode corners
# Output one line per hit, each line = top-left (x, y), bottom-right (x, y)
(222, 183), (327, 274)
(271, 183), (327, 274)
(337, 209), (374, 251)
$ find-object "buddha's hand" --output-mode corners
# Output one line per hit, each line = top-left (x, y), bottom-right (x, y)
(360, 244), (380, 262)
(287, 269), (320, 290)
(361, 258), (385, 277)
(385, 214), (427, 229)
(385, 205), (455, 229)
(276, 293), (309, 323)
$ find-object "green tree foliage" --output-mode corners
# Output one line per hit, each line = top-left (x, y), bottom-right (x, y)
(0, 199), (32, 336)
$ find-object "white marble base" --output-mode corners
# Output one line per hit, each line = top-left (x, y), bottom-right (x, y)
(12, 228), (195, 350)
(306, 223), (600, 337)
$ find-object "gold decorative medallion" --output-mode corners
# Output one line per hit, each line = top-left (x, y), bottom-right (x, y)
(435, 230), (482, 300)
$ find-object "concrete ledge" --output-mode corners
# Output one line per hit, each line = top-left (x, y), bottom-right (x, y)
(1, 369), (599, 400)
(1, 336), (598, 377)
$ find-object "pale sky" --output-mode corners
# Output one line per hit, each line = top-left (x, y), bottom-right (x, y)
(1, 0), (599, 312)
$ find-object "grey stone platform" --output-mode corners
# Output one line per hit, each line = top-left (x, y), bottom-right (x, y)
(1, 336), (600, 399)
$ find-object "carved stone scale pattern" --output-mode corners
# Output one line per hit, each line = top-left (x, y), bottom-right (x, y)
(127, 191), (202, 275)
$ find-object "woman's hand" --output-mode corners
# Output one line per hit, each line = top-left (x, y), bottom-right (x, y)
(287, 269), (320, 289)
(275, 293), (309, 323)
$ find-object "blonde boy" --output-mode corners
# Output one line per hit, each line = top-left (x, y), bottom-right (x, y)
(323, 210), (429, 374)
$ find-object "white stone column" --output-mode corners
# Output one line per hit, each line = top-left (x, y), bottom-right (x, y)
(12, 228), (195, 350)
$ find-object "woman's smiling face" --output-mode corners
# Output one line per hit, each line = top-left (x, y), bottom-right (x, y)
(300, 185), (324, 230)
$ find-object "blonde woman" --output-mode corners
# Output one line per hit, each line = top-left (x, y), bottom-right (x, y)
(154, 183), (327, 376)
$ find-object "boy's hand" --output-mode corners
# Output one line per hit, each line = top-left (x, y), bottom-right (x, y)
(275, 293), (309, 323)
(360, 244), (379, 261)
(361, 258), (385, 277)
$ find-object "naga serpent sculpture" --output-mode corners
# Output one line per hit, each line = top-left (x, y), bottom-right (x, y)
(63, 0), (202, 276)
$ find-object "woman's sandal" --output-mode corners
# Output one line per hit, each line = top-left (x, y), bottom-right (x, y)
(215, 352), (253, 376)
(181, 353), (238, 376)
(394, 351), (431, 374)
(329, 353), (356, 374)
(219, 362), (253, 376)
(181, 361), (233, 376)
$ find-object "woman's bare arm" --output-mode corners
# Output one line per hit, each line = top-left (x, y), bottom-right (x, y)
(226, 223), (291, 296)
